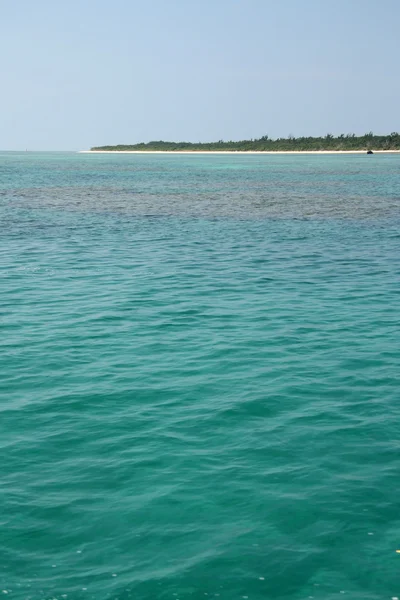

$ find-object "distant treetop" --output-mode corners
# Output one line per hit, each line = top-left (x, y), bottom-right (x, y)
(91, 133), (400, 152)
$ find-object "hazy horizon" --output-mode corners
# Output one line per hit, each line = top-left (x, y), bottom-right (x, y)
(1, 0), (399, 151)
(2, 130), (400, 153)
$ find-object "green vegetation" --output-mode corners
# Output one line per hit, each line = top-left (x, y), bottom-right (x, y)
(91, 132), (400, 152)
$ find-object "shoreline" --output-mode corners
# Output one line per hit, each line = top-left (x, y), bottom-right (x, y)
(80, 150), (400, 155)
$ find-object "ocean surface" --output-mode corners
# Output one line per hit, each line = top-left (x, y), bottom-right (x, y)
(1, 151), (400, 600)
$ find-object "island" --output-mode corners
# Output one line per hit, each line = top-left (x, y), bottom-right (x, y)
(89, 132), (400, 153)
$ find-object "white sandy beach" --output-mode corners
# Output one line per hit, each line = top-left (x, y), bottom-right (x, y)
(79, 150), (400, 155)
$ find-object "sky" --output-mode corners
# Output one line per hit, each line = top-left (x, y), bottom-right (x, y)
(1, 0), (399, 150)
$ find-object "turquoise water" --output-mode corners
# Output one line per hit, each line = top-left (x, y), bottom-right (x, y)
(1, 152), (400, 600)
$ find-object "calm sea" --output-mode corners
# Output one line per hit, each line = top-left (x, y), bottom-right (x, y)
(1, 152), (400, 600)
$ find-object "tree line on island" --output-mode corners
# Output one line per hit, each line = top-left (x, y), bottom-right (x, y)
(91, 132), (400, 152)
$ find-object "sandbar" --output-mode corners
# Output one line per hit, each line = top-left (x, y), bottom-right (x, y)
(79, 150), (400, 155)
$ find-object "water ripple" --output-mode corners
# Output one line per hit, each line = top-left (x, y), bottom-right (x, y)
(1, 153), (400, 600)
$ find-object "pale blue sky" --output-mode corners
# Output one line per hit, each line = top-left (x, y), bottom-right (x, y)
(1, 0), (399, 150)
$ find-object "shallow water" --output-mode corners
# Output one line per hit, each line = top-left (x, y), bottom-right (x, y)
(1, 152), (400, 600)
